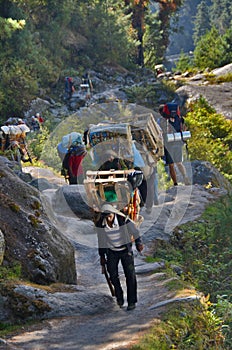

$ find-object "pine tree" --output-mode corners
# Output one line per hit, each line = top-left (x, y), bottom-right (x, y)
(210, 0), (232, 34)
(143, 9), (162, 69)
(194, 26), (225, 69)
(193, 0), (211, 46)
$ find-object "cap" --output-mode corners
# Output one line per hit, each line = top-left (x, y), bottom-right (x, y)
(100, 204), (126, 218)
(101, 203), (118, 215)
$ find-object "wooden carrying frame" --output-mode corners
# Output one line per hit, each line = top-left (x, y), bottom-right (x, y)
(117, 113), (164, 161)
(84, 169), (142, 223)
(89, 123), (134, 164)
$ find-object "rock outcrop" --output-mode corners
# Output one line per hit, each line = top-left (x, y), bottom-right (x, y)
(0, 157), (76, 285)
(191, 160), (232, 190)
(177, 81), (232, 119)
(176, 63), (232, 119)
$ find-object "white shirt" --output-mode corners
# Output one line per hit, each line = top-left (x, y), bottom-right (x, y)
(103, 215), (126, 251)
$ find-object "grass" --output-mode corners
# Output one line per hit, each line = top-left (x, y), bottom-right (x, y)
(131, 298), (226, 350)
(205, 72), (232, 84)
(0, 263), (21, 281)
(132, 195), (232, 349)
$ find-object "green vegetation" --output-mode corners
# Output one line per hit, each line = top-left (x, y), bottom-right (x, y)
(0, 0), (185, 121)
(205, 73), (232, 84)
(173, 50), (195, 73)
(194, 27), (232, 70)
(131, 299), (228, 349)
(154, 196), (232, 301)
(122, 80), (177, 109)
(174, 25), (232, 73)
(185, 97), (232, 180)
(0, 263), (21, 281)
(173, 0), (232, 72)
(133, 195), (232, 349)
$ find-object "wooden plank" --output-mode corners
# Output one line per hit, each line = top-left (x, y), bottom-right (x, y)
(85, 169), (135, 176)
(84, 178), (129, 184)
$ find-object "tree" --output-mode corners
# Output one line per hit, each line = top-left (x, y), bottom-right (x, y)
(194, 26), (232, 70)
(70, 1), (135, 67)
(193, 0), (211, 46)
(124, 1), (183, 65)
(156, 0), (183, 59)
(222, 28), (232, 66)
(210, 0), (232, 35)
(143, 9), (162, 69)
(174, 50), (193, 72)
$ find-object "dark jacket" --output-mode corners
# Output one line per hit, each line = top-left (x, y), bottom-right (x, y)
(95, 213), (142, 257)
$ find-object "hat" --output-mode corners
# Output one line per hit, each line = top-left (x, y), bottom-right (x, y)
(101, 204), (126, 218)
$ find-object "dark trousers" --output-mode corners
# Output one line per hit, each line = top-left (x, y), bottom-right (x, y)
(106, 249), (137, 305)
(68, 174), (84, 185)
(138, 168), (157, 209)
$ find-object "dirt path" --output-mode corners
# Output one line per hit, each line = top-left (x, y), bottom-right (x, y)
(4, 249), (174, 350)
(2, 169), (223, 350)
(5, 256), (170, 350)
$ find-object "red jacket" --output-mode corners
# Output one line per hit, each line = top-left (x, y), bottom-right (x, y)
(68, 154), (85, 177)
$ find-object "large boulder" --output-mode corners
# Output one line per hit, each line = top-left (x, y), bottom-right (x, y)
(176, 63), (232, 120)
(51, 185), (93, 220)
(0, 157), (76, 285)
(191, 160), (232, 191)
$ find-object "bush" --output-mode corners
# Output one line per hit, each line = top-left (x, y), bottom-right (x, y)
(185, 97), (232, 179)
(194, 27), (232, 70)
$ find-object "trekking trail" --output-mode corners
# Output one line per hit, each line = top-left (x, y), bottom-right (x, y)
(4, 168), (217, 350)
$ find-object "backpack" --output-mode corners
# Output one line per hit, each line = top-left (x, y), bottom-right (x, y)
(161, 103), (191, 144)
(162, 103), (181, 119)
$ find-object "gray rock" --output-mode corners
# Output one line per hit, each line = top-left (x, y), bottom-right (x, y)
(0, 283), (114, 323)
(136, 261), (165, 275)
(52, 185), (93, 220)
(30, 178), (59, 191)
(24, 97), (51, 118)
(176, 81), (232, 119)
(149, 295), (201, 310)
(0, 229), (5, 265)
(0, 159), (76, 285)
(191, 160), (232, 191)
(212, 63), (232, 76)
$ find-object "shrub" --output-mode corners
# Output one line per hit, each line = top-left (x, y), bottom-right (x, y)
(186, 97), (232, 179)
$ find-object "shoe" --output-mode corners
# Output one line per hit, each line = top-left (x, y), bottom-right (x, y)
(174, 183), (178, 186)
(127, 303), (136, 311)
(184, 177), (191, 185)
(145, 208), (152, 214)
(117, 299), (124, 308)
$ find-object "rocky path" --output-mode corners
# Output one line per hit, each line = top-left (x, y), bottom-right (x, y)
(2, 168), (227, 350)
